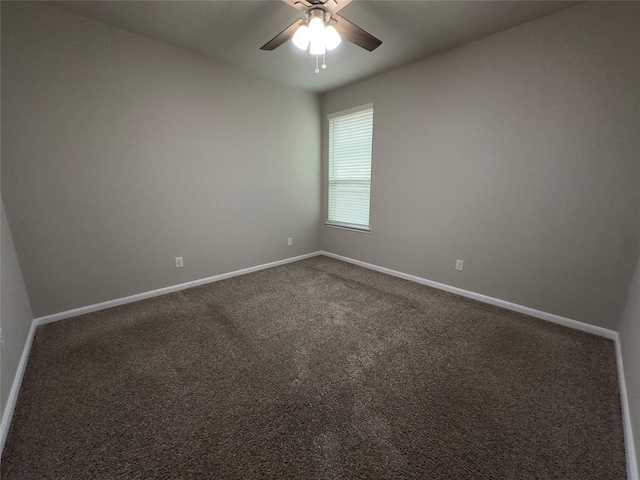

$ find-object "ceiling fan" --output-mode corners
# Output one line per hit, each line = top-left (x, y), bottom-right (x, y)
(261, 0), (382, 70)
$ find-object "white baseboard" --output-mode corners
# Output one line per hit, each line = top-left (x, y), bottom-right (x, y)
(321, 250), (637, 477)
(0, 320), (38, 456)
(320, 251), (616, 340)
(35, 251), (322, 326)
(616, 336), (639, 480)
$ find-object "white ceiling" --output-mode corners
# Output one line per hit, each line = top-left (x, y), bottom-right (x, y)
(51, 0), (580, 93)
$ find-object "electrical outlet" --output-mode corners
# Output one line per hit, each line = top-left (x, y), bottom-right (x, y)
(175, 257), (184, 268)
(287, 237), (292, 246)
(455, 259), (464, 271)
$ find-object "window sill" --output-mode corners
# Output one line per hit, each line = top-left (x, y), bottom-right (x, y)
(325, 222), (370, 233)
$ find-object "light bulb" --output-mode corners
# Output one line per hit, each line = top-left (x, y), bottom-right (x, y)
(292, 24), (310, 51)
(323, 25), (341, 51)
(310, 38), (326, 55)
(308, 16), (325, 42)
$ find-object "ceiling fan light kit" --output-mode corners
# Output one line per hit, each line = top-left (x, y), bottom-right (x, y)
(261, 0), (381, 74)
(292, 24), (310, 50)
(323, 25), (342, 51)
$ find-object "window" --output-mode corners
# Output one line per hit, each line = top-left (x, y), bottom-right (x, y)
(327, 103), (373, 232)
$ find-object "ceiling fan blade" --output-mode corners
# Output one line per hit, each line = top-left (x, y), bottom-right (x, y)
(281, 0), (312, 11)
(260, 18), (304, 51)
(325, 0), (352, 14)
(333, 14), (382, 52)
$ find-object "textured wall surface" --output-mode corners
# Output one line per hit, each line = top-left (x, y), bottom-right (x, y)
(1, 2), (321, 317)
(620, 255), (640, 475)
(321, 2), (640, 330)
(1, 201), (33, 416)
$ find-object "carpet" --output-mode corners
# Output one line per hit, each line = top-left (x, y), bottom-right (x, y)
(0, 256), (627, 479)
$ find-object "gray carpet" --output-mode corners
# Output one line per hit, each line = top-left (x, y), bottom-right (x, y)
(1, 256), (627, 479)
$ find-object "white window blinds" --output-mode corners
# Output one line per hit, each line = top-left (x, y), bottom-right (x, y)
(328, 104), (373, 231)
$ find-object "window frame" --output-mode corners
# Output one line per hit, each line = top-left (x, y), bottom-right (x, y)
(325, 103), (374, 233)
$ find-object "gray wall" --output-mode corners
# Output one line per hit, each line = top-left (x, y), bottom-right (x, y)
(1, 200), (33, 417)
(1, 0), (639, 466)
(1, 2), (321, 318)
(321, 2), (640, 330)
(620, 254), (640, 473)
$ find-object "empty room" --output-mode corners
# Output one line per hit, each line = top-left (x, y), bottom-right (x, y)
(1, 1), (639, 478)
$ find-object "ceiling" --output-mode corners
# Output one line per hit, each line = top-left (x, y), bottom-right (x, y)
(51, 0), (580, 93)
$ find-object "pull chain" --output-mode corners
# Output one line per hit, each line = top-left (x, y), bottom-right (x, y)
(314, 54), (328, 73)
